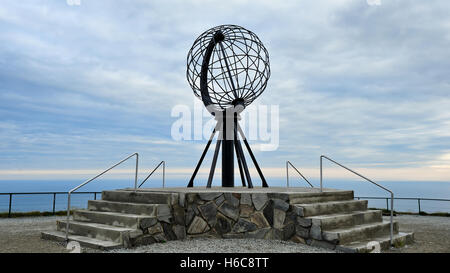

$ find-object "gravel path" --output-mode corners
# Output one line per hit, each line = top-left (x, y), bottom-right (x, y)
(383, 215), (450, 253)
(103, 238), (336, 253)
(0, 216), (69, 253)
(0, 215), (449, 253)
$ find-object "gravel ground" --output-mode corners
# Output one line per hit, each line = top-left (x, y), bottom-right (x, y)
(102, 238), (336, 253)
(0, 216), (69, 253)
(0, 215), (448, 253)
(383, 215), (450, 253)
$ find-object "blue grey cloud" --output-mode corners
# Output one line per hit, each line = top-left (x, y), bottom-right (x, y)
(0, 0), (449, 180)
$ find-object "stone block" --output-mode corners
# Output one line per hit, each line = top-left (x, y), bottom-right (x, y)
(187, 216), (209, 235)
(273, 209), (286, 229)
(215, 194), (225, 206)
(198, 192), (223, 201)
(296, 226), (310, 238)
(224, 193), (240, 207)
(218, 202), (239, 221)
(214, 212), (233, 235)
(240, 193), (252, 206)
(282, 222), (295, 240)
(250, 212), (270, 228)
(173, 205), (185, 226)
(252, 193), (268, 211)
(173, 225), (186, 240)
(139, 217), (157, 230)
(297, 217), (312, 228)
(232, 218), (257, 233)
(263, 200), (274, 226)
(162, 222), (177, 241)
(291, 235), (307, 244)
(148, 222), (163, 235)
(240, 204), (254, 218)
(310, 224), (322, 240)
(199, 201), (218, 226)
(273, 199), (289, 212)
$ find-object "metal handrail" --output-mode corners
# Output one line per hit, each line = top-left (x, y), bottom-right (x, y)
(286, 161), (314, 188)
(65, 152), (139, 241)
(138, 161), (165, 188)
(320, 155), (394, 246)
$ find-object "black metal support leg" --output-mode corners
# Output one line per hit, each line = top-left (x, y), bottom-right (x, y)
(234, 116), (246, 187)
(207, 135), (222, 188)
(187, 127), (218, 187)
(237, 124), (268, 188)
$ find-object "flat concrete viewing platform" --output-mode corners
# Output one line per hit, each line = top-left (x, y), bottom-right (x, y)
(121, 186), (350, 194)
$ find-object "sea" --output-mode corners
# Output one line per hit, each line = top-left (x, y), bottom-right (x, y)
(0, 177), (449, 214)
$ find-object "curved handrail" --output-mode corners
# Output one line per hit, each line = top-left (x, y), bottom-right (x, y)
(138, 161), (165, 188)
(65, 153), (139, 241)
(286, 161), (314, 188)
(320, 155), (394, 246)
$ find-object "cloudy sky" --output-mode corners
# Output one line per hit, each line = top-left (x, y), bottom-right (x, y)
(0, 0), (449, 182)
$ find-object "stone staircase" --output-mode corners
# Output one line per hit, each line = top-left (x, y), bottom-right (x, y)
(41, 187), (414, 252)
(41, 190), (178, 250)
(290, 193), (414, 252)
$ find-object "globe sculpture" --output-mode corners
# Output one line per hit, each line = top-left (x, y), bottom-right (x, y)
(186, 24), (270, 188)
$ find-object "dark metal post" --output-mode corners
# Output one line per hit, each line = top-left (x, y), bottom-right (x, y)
(222, 112), (234, 187)
(207, 136), (222, 188)
(8, 193), (12, 218)
(418, 198), (421, 213)
(52, 193), (56, 215)
(94, 192), (97, 200)
(237, 125), (268, 187)
(187, 127), (218, 187)
(386, 198), (389, 210)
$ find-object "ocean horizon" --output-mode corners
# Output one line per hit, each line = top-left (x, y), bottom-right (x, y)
(0, 178), (449, 214)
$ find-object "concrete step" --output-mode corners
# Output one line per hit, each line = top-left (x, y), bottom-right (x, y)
(295, 200), (368, 217)
(87, 200), (170, 216)
(73, 210), (158, 229)
(307, 210), (383, 230)
(56, 220), (139, 244)
(289, 190), (354, 204)
(41, 230), (122, 250)
(322, 220), (399, 245)
(102, 190), (175, 205)
(336, 232), (415, 253)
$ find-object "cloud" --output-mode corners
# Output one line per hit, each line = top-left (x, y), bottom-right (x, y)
(0, 0), (449, 182)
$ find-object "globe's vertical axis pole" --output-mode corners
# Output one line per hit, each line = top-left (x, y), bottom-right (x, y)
(222, 109), (234, 187)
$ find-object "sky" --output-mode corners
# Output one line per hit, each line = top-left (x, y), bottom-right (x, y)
(0, 0), (449, 182)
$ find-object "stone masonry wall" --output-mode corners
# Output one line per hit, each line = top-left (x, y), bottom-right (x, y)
(128, 191), (335, 250)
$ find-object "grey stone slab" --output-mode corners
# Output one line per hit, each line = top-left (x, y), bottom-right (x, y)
(232, 218), (257, 233)
(162, 222), (177, 241)
(214, 194), (225, 206)
(239, 204), (254, 218)
(310, 224), (322, 240)
(273, 199), (290, 212)
(240, 193), (252, 206)
(199, 201), (218, 226)
(250, 212), (270, 228)
(215, 212), (233, 235)
(273, 209), (286, 229)
(224, 193), (240, 208)
(173, 225), (186, 240)
(263, 200), (274, 226)
(282, 222), (295, 240)
(297, 217), (312, 228)
(296, 226), (310, 238)
(187, 216), (209, 235)
(252, 193), (269, 211)
(198, 192), (223, 201)
(218, 202), (239, 221)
